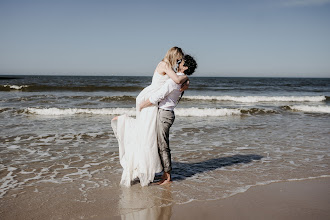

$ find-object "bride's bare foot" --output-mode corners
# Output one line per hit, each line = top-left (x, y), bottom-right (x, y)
(112, 116), (118, 121)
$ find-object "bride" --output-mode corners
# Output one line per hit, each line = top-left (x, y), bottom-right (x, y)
(112, 47), (188, 187)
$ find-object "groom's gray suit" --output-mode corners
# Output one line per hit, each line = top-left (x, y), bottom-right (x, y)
(148, 73), (185, 173)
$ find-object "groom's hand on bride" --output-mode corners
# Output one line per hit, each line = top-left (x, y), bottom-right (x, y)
(180, 79), (190, 92)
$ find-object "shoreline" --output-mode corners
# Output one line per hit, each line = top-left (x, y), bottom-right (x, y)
(0, 176), (329, 219)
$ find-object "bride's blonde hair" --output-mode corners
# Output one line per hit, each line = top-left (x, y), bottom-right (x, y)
(162, 47), (184, 69)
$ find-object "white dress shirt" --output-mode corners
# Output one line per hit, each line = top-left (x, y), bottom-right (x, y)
(149, 73), (184, 111)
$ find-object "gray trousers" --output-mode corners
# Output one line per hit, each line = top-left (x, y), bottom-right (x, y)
(157, 108), (175, 173)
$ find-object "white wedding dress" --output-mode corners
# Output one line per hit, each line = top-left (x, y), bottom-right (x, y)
(112, 71), (170, 186)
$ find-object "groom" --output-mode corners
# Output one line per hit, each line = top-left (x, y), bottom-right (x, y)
(140, 54), (197, 185)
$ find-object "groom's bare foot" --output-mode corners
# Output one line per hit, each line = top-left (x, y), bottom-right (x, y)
(150, 174), (166, 185)
(156, 179), (165, 185)
(159, 179), (172, 185)
(157, 172), (171, 185)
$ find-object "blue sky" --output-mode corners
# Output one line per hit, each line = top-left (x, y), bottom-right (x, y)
(0, 0), (329, 77)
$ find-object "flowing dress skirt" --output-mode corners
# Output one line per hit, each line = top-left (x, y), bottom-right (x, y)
(111, 84), (163, 186)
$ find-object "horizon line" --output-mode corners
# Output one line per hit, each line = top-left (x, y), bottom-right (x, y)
(0, 74), (329, 79)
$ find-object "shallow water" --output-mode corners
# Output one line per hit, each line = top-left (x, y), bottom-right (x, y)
(0, 76), (329, 215)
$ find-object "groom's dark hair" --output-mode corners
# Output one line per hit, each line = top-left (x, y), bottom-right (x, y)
(183, 55), (197, 76)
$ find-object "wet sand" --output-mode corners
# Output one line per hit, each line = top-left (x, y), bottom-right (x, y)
(0, 177), (329, 219)
(171, 177), (330, 220)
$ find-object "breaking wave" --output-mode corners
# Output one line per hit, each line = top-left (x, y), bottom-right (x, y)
(2, 85), (29, 90)
(24, 107), (137, 116)
(24, 107), (241, 117)
(99, 96), (136, 102)
(183, 95), (326, 103)
(175, 108), (241, 116)
(284, 105), (330, 113)
(22, 107), (281, 117)
(0, 108), (11, 113)
(100, 95), (329, 103)
(0, 85), (144, 92)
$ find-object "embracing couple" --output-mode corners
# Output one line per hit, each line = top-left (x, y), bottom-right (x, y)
(111, 47), (197, 186)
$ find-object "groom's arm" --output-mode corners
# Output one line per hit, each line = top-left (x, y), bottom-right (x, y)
(139, 79), (177, 111)
(180, 79), (190, 92)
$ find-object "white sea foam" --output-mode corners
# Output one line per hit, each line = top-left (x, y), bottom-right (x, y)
(24, 107), (241, 117)
(175, 107), (241, 116)
(288, 105), (330, 113)
(7, 145), (20, 150)
(184, 95), (326, 102)
(25, 107), (136, 116)
(4, 85), (29, 90)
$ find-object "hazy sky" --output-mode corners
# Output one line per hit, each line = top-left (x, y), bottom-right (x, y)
(0, 0), (329, 77)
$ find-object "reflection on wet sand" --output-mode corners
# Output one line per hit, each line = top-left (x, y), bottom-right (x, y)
(119, 184), (173, 220)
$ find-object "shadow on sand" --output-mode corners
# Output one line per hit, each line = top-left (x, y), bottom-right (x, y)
(170, 154), (263, 181)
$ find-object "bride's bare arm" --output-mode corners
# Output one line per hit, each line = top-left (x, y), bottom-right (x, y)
(165, 65), (187, 84)
(156, 61), (187, 84)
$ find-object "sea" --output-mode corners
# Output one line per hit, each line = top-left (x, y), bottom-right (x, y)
(0, 75), (329, 217)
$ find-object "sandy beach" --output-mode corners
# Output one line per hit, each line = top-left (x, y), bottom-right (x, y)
(171, 177), (330, 220)
(0, 177), (329, 219)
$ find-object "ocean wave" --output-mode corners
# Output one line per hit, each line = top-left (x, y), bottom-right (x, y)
(22, 107), (280, 117)
(0, 108), (11, 113)
(24, 107), (242, 117)
(175, 108), (241, 116)
(284, 105), (330, 113)
(0, 85), (144, 92)
(100, 95), (328, 103)
(240, 108), (277, 115)
(2, 85), (29, 90)
(326, 96), (330, 102)
(183, 95), (326, 103)
(99, 96), (136, 102)
(24, 107), (137, 116)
